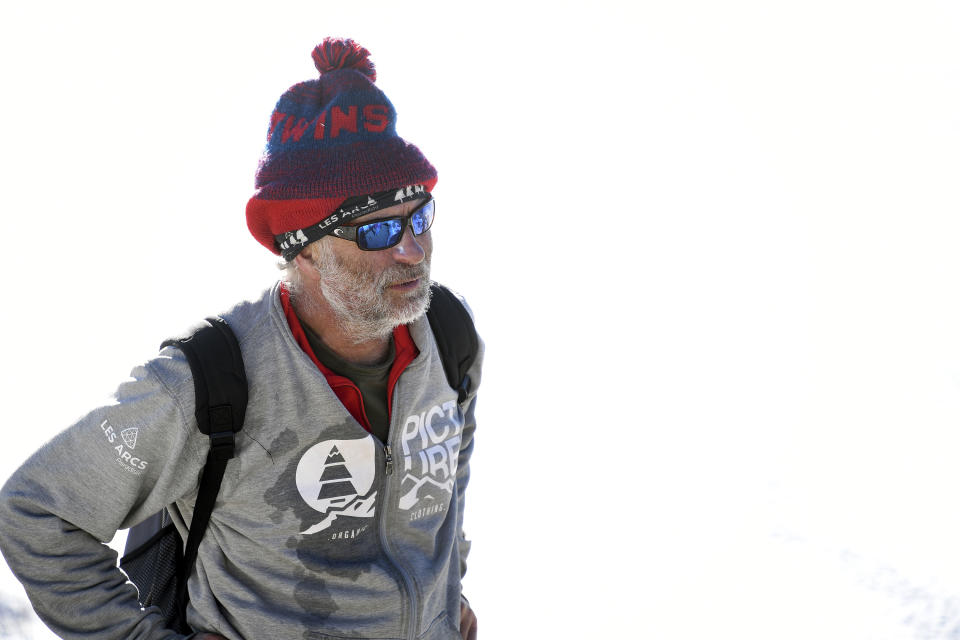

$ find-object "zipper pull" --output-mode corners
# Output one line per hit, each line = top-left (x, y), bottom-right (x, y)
(384, 445), (394, 476)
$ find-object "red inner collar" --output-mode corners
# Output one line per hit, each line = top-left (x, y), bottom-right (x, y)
(279, 283), (419, 432)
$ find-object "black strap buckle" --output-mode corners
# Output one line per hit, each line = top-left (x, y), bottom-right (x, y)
(208, 430), (236, 460)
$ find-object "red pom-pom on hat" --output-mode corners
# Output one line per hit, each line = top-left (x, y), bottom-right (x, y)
(311, 37), (376, 82)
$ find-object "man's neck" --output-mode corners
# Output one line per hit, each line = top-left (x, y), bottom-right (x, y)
(291, 294), (393, 366)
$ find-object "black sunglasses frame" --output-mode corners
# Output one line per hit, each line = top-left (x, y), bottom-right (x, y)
(330, 197), (435, 251)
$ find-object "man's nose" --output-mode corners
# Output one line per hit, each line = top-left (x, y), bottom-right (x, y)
(390, 225), (426, 264)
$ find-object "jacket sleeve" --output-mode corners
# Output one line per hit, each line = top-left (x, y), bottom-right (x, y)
(454, 298), (484, 580)
(0, 349), (206, 640)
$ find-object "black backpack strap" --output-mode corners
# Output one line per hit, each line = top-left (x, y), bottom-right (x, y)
(160, 316), (248, 622)
(426, 283), (479, 405)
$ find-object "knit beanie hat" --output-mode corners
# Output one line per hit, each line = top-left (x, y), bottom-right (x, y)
(246, 38), (438, 257)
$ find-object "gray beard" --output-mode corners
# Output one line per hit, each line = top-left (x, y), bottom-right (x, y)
(315, 242), (432, 344)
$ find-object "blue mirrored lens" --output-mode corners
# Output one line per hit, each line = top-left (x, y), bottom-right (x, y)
(411, 200), (435, 235)
(357, 219), (404, 250)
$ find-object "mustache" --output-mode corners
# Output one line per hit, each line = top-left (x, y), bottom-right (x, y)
(378, 263), (430, 288)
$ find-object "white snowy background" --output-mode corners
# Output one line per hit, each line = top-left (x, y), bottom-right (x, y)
(1, 1), (959, 638)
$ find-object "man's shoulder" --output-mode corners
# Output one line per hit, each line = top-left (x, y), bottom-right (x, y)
(213, 283), (283, 341)
(153, 284), (282, 381)
(220, 283), (279, 319)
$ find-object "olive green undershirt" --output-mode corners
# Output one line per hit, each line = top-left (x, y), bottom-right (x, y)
(300, 322), (394, 444)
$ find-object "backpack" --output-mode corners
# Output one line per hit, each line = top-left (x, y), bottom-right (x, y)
(119, 283), (479, 634)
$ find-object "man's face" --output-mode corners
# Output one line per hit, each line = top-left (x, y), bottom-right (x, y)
(310, 198), (433, 341)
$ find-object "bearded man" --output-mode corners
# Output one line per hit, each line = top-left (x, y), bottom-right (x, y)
(0, 38), (482, 640)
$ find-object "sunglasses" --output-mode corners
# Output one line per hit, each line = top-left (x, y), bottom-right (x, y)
(331, 198), (435, 251)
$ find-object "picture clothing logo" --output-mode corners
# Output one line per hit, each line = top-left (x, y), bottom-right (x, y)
(296, 437), (377, 535)
(292, 401), (465, 533)
(397, 400), (462, 517)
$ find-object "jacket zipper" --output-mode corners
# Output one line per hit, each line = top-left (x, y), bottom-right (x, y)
(379, 407), (420, 640)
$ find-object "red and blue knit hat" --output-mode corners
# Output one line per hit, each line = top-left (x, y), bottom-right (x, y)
(246, 38), (438, 257)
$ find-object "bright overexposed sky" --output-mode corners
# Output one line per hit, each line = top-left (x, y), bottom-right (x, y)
(1, 1), (959, 638)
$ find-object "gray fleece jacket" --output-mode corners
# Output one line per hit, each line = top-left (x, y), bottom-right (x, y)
(0, 283), (482, 640)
